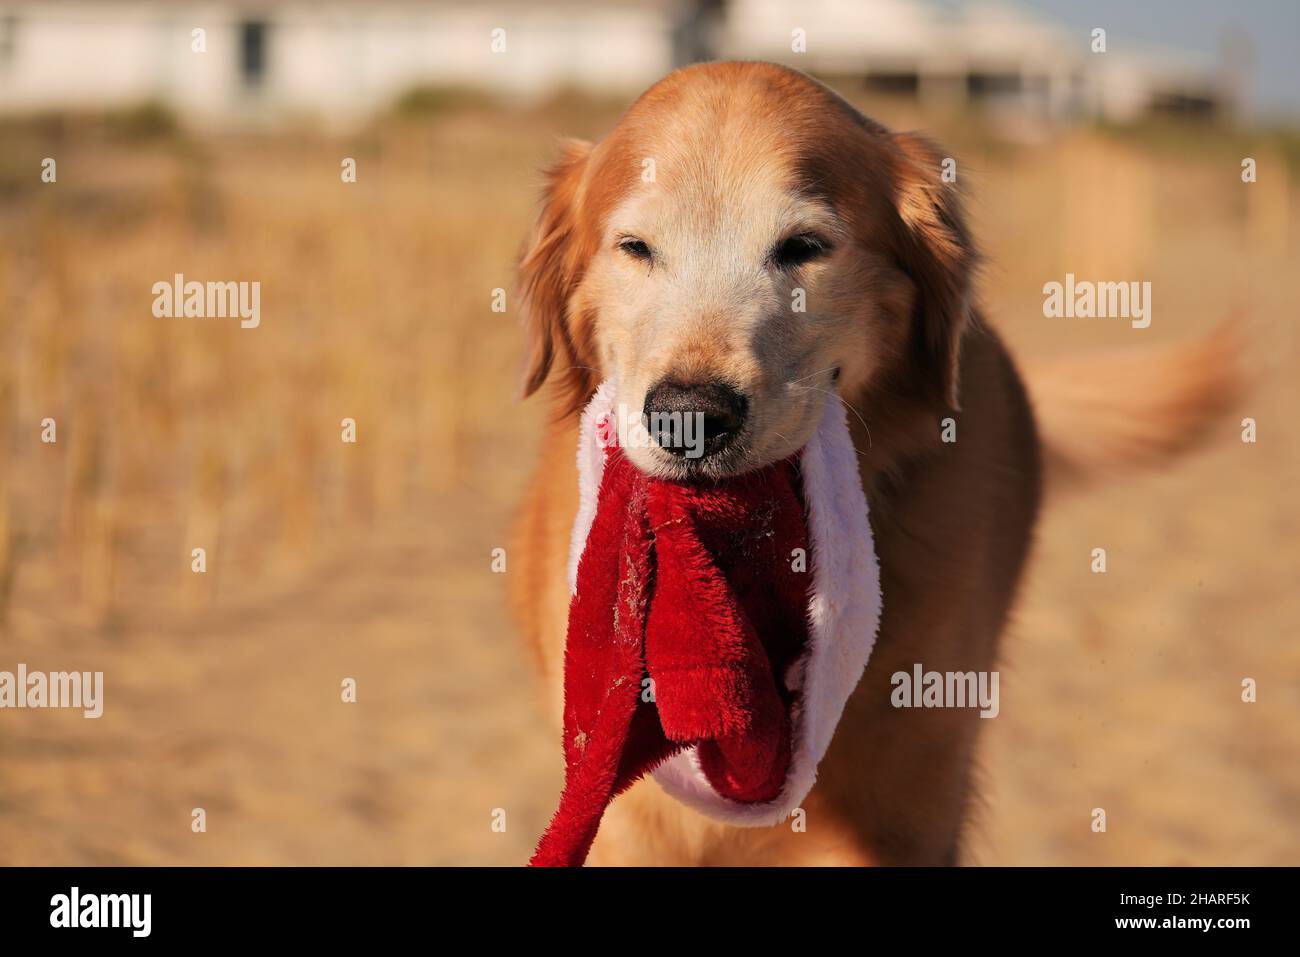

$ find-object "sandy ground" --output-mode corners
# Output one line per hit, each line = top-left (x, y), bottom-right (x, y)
(0, 96), (1296, 865)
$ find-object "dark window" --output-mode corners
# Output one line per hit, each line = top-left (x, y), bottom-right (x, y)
(1150, 91), (1218, 119)
(239, 20), (268, 87)
(0, 15), (17, 69)
(864, 72), (920, 95)
(967, 72), (1023, 97)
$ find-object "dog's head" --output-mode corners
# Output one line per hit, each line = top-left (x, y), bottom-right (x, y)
(519, 61), (976, 479)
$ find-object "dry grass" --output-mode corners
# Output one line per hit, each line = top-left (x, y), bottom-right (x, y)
(0, 89), (1296, 864)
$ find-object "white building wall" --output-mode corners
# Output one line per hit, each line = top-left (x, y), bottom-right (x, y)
(722, 0), (936, 69)
(0, 4), (233, 111)
(0, 1), (674, 123)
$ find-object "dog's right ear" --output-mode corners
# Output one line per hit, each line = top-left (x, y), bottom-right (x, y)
(887, 132), (977, 411)
(518, 139), (595, 409)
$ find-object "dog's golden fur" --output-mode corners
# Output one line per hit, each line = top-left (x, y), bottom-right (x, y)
(510, 62), (1238, 865)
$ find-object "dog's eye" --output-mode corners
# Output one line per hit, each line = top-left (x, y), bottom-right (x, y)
(618, 238), (652, 262)
(771, 233), (830, 269)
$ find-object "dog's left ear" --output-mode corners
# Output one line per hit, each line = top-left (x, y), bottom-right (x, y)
(888, 132), (977, 410)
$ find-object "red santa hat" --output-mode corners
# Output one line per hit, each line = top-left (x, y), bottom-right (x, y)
(530, 381), (881, 865)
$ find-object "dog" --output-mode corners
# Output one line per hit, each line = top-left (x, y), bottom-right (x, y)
(510, 61), (1238, 865)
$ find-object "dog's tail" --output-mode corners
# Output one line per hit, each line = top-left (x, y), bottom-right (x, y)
(1020, 319), (1245, 488)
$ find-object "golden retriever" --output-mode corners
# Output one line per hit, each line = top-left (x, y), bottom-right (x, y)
(510, 61), (1238, 865)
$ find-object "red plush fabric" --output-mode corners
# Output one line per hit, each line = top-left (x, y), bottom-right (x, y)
(529, 446), (811, 867)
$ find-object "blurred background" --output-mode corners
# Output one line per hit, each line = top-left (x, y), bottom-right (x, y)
(0, 0), (1296, 865)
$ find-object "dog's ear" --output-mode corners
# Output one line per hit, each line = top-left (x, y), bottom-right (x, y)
(888, 132), (977, 410)
(518, 138), (596, 411)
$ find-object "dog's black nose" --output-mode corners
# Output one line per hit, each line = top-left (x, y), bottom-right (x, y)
(642, 380), (749, 458)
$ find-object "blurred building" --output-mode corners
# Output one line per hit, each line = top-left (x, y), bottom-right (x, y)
(0, 0), (1230, 125)
(725, 0), (1227, 123)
